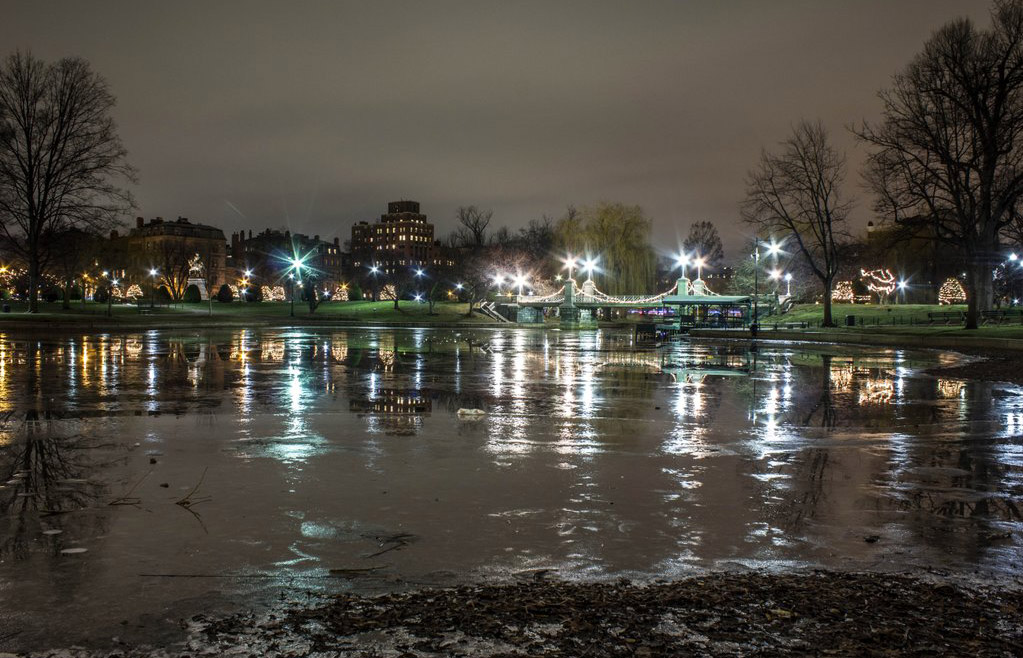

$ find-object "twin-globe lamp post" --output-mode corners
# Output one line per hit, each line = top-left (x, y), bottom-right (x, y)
(751, 239), (784, 333)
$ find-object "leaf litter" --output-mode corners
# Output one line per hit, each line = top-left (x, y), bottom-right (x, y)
(18, 571), (1022, 657)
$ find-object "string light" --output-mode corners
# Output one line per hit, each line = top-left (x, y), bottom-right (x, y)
(938, 277), (967, 305)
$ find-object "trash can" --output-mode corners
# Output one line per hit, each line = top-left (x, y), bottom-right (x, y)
(845, 314), (855, 327)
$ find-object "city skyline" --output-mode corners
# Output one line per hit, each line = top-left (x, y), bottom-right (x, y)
(1, 1), (989, 254)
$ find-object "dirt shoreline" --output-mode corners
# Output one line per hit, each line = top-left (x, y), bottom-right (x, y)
(17, 571), (1023, 657)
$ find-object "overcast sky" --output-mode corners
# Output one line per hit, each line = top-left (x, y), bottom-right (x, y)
(3, 1), (991, 258)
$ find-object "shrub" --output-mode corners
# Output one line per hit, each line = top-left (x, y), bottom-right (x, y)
(216, 284), (233, 303)
(349, 283), (363, 301)
(183, 285), (202, 303)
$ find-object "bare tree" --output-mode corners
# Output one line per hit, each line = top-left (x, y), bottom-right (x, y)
(742, 120), (851, 327)
(0, 52), (135, 312)
(682, 220), (725, 271)
(155, 240), (194, 301)
(856, 1), (1023, 328)
(453, 205), (493, 248)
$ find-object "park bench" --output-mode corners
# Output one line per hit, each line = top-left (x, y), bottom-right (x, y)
(927, 311), (964, 325)
(981, 309), (1023, 325)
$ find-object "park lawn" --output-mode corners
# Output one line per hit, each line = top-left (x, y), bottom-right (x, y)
(770, 303), (1023, 339)
(0, 300), (495, 326)
(775, 303), (967, 325)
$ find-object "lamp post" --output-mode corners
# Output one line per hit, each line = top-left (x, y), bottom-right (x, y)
(288, 258), (304, 317)
(785, 272), (792, 297)
(107, 277), (118, 317)
(695, 255), (706, 281)
(289, 273), (296, 317)
(676, 252), (690, 293)
(513, 273), (529, 297)
(582, 256), (598, 281)
(149, 268), (158, 309)
(752, 242), (760, 334)
(562, 255), (577, 281)
(368, 264), (380, 301)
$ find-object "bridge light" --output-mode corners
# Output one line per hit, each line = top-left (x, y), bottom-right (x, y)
(582, 256), (599, 277)
(493, 273), (505, 286)
(694, 256), (706, 280)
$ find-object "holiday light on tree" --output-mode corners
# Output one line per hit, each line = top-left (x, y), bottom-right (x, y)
(938, 277), (967, 305)
(125, 284), (143, 300)
(261, 285), (286, 301)
(333, 284), (349, 301)
(860, 268), (896, 303)
(831, 280), (855, 303)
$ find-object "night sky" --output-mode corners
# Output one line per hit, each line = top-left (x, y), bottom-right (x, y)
(3, 1), (989, 256)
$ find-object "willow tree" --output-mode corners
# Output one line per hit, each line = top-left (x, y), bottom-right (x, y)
(554, 202), (656, 295)
(0, 52), (135, 312)
(856, 0), (1023, 329)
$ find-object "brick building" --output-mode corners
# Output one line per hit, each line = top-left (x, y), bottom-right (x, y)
(350, 201), (454, 274)
(107, 217), (227, 300)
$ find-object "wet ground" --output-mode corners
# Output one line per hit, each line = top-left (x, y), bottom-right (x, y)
(0, 328), (1021, 653)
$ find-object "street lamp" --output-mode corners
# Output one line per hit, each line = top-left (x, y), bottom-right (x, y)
(149, 268), (158, 309)
(752, 242), (761, 335)
(769, 268), (782, 293)
(897, 279), (908, 304)
(562, 254), (577, 280)
(694, 255), (706, 281)
(107, 277), (118, 317)
(288, 272), (296, 317)
(582, 256), (599, 280)
(784, 272), (793, 297)
(513, 273), (529, 297)
(676, 252), (691, 291)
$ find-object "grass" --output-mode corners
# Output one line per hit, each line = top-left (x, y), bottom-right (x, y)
(769, 303), (1023, 339)
(0, 299), (498, 326)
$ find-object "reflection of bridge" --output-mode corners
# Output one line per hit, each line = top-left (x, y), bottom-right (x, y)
(512, 277), (752, 329)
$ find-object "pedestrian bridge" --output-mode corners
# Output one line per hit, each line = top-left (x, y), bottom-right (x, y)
(511, 277), (752, 328)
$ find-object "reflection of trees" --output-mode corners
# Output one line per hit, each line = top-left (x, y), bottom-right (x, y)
(0, 415), (106, 559)
(803, 354), (837, 430)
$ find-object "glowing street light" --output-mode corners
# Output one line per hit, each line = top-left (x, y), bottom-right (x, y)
(767, 240), (784, 259)
(582, 256), (599, 280)
(676, 252), (691, 281)
(694, 256), (706, 280)
(513, 273), (529, 296)
(493, 273), (505, 287)
(149, 267), (158, 309)
(784, 272), (793, 296)
(244, 269), (253, 277)
(562, 254), (578, 280)
(415, 268), (425, 278)
(455, 282), (464, 290)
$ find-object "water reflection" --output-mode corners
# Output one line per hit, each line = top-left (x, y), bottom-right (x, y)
(0, 327), (1021, 640)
